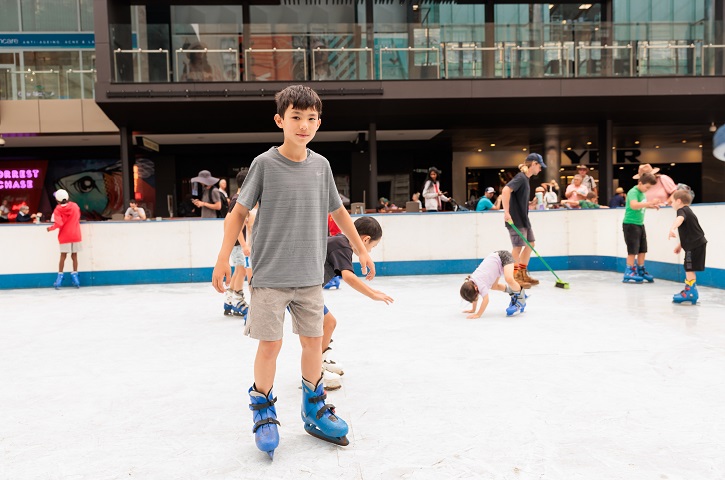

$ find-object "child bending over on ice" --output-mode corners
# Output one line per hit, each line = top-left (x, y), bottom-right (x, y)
(460, 250), (527, 318)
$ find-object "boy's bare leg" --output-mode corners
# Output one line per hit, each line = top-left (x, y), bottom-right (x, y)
(299, 335), (323, 384)
(520, 243), (534, 265)
(230, 265), (244, 291)
(322, 311), (336, 353)
(58, 252), (67, 272)
(503, 264), (522, 291)
(511, 246), (523, 265)
(253, 340), (283, 394)
(686, 271), (696, 282)
(636, 253), (646, 266)
(626, 254), (636, 266)
(71, 252), (78, 271)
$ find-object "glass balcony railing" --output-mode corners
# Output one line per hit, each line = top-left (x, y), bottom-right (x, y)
(1, 21), (722, 100)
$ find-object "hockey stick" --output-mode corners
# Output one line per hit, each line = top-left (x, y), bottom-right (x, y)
(507, 220), (570, 289)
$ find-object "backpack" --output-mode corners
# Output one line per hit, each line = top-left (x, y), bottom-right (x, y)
(217, 189), (229, 218)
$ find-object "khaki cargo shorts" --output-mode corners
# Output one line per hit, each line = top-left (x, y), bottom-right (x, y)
(244, 285), (324, 341)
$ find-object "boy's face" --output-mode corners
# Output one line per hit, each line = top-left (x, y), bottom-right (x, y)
(361, 235), (380, 253)
(671, 198), (683, 210)
(638, 182), (653, 193)
(274, 105), (321, 147)
(530, 162), (542, 175)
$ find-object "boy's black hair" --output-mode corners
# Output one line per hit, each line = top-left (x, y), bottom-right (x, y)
(460, 279), (478, 303)
(235, 169), (247, 186)
(672, 189), (693, 205)
(638, 172), (657, 185)
(354, 216), (382, 241)
(275, 85), (322, 118)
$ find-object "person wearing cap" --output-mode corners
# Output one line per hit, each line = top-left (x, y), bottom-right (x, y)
(47, 189), (82, 289)
(475, 187), (497, 211)
(634, 163), (677, 205)
(575, 164), (597, 196)
(191, 170), (222, 218)
(501, 152), (547, 288)
(609, 187), (626, 208)
(422, 167), (450, 212)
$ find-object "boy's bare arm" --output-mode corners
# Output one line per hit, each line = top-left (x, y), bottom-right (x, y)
(340, 270), (393, 304)
(630, 199), (659, 210)
(330, 206), (375, 280)
(212, 203), (249, 293)
(669, 215), (685, 239)
(501, 186), (513, 222)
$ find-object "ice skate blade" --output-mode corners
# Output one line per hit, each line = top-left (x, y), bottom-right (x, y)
(266, 450), (275, 460)
(303, 424), (349, 446)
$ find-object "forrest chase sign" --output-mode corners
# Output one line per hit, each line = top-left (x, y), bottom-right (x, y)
(0, 169), (41, 190)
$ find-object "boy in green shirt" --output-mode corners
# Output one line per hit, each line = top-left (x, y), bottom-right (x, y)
(622, 172), (659, 283)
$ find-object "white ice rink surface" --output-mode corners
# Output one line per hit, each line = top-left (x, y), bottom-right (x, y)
(2, 271), (725, 480)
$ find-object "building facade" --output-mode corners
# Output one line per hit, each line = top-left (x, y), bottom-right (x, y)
(1, 0), (724, 220)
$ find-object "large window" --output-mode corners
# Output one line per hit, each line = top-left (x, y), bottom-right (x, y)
(21, 0), (79, 31)
(0, 0), (20, 31)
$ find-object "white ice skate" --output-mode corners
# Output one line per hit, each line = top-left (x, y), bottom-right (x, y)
(322, 347), (344, 376)
(323, 370), (342, 391)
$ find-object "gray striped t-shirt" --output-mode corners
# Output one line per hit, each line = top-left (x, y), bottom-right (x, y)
(238, 147), (343, 288)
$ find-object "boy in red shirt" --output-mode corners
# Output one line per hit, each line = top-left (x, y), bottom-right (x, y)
(47, 189), (82, 289)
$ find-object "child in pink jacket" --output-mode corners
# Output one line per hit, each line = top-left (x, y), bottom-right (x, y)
(47, 189), (82, 289)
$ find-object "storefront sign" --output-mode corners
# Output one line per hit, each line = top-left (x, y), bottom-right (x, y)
(0, 33), (95, 49)
(0, 169), (41, 189)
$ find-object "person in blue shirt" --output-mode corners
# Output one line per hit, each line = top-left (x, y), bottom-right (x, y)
(476, 187), (497, 211)
(608, 187), (626, 208)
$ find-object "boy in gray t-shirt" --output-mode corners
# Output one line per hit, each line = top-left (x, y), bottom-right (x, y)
(212, 85), (374, 458)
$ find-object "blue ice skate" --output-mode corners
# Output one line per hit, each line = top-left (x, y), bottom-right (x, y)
(673, 282), (698, 305)
(249, 386), (280, 459)
(223, 302), (234, 316)
(323, 276), (341, 290)
(71, 272), (80, 288)
(505, 290), (527, 316)
(232, 298), (249, 322)
(53, 273), (64, 289)
(301, 378), (349, 446)
(637, 265), (654, 283)
(622, 265), (643, 283)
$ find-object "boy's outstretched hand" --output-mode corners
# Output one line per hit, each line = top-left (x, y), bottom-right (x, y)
(371, 290), (394, 304)
(358, 252), (376, 280)
(212, 259), (231, 293)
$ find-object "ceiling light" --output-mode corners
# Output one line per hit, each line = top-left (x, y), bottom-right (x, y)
(548, 4), (554, 9)
(490, 143), (496, 147)
(566, 147), (572, 151)
(586, 141), (592, 145)
(412, 4), (419, 10)
(612, 147), (616, 150)
(634, 140), (640, 145)
(522, 148), (527, 151)
(682, 140), (687, 143)
(477, 148), (482, 152)
(709, 122), (717, 133)
(655, 145), (660, 149)
(619, 166), (624, 170)
(670, 163), (676, 166)
(589, 167), (594, 170)
(579, 4), (593, 9)
(500, 169), (505, 172)
(559, 168), (564, 171)
(699, 144), (703, 148)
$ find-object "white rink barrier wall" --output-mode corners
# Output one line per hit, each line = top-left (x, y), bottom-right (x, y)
(1, 204), (722, 289)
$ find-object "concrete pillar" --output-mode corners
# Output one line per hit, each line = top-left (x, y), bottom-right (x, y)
(368, 123), (378, 209)
(120, 126), (133, 208)
(598, 119), (614, 203)
(544, 127), (560, 185)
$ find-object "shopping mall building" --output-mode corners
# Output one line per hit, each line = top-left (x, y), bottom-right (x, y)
(1, 0), (724, 219)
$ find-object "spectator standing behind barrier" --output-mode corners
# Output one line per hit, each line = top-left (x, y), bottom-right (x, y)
(609, 187), (626, 208)
(191, 170), (222, 218)
(124, 200), (147, 221)
(543, 180), (560, 209)
(501, 152), (547, 289)
(635, 163), (677, 205)
(411, 192), (423, 210)
(422, 167), (449, 212)
(576, 164), (597, 196)
(475, 187), (497, 211)
(562, 191), (609, 209)
(565, 174), (589, 202)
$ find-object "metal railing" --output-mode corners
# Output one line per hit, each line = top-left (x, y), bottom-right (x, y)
(701, 44), (725, 76)
(379, 47), (440, 80)
(311, 47), (374, 81)
(243, 47), (307, 81)
(510, 43), (568, 78)
(8, 69), (61, 99)
(574, 44), (635, 77)
(113, 48), (170, 83)
(175, 48), (239, 82)
(637, 41), (696, 76)
(443, 44), (505, 79)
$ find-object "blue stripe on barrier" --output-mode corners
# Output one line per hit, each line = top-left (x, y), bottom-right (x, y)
(1, 257), (722, 289)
